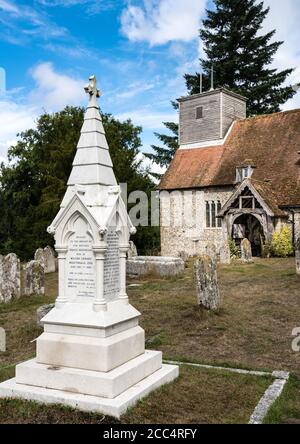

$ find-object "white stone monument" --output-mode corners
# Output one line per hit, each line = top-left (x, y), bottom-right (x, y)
(0, 76), (178, 418)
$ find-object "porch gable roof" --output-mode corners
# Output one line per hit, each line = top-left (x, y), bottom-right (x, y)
(218, 179), (288, 218)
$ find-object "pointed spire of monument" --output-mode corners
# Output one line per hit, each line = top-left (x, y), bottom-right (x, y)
(61, 75), (117, 207)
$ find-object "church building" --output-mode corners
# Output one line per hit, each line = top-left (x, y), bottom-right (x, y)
(159, 88), (300, 259)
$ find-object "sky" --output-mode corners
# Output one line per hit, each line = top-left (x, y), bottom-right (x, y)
(0, 0), (300, 172)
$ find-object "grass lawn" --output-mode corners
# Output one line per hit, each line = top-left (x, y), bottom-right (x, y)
(0, 258), (299, 424)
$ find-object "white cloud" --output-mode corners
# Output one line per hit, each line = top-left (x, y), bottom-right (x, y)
(29, 62), (85, 110)
(121, 0), (206, 46)
(0, 63), (87, 162)
(116, 108), (177, 130)
(0, 0), (18, 13)
(37, 0), (115, 14)
(0, 100), (37, 161)
(115, 82), (155, 100)
(0, 0), (68, 44)
(264, 0), (300, 110)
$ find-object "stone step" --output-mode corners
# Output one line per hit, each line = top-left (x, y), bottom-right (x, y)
(16, 350), (162, 399)
(0, 363), (179, 418)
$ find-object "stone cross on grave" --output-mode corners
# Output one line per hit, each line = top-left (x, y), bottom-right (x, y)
(84, 75), (101, 105)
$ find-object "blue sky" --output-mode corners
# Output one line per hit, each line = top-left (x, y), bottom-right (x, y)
(0, 0), (300, 173)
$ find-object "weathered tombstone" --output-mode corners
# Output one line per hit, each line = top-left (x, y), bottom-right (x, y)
(0, 76), (178, 417)
(205, 242), (217, 261)
(0, 327), (5, 352)
(0, 253), (21, 304)
(36, 304), (55, 327)
(127, 241), (138, 258)
(194, 254), (220, 310)
(34, 248), (45, 267)
(220, 243), (231, 265)
(241, 238), (253, 263)
(127, 256), (184, 278)
(295, 238), (300, 275)
(24, 261), (45, 296)
(43, 246), (56, 274)
(35, 247), (56, 274)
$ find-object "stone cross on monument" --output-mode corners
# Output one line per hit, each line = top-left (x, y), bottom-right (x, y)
(0, 75), (178, 418)
(84, 75), (101, 101)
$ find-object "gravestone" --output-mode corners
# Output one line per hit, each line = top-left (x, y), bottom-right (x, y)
(43, 246), (56, 274)
(241, 238), (253, 263)
(220, 243), (231, 265)
(0, 253), (21, 304)
(194, 254), (220, 310)
(24, 261), (45, 296)
(34, 248), (45, 266)
(295, 238), (300, 275)
(205, 242), (217, 261)
(127, 241), (138, 258)
(0, 327), (5, 352)
(35, 246), (56, 274)
(0, 76), (178, 418)
(127, 256), (184, 278)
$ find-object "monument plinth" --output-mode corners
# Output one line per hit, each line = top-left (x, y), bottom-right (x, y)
(0, 76), (178, 418)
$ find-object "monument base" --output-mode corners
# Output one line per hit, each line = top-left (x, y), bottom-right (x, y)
(0, 363), (178, 419)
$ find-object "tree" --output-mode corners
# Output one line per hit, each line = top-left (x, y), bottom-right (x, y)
(148, 1), (295, 172)
(185, 0), (295, 116)
(0, 106), (158, 260)
(144, 121), (178, 179)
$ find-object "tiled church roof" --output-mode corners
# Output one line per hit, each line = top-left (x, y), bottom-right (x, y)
(159, 109), (300, 208)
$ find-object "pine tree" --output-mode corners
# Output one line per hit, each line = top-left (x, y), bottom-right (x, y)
(144, 121), (178, 179)
(185, 0), (295, 116)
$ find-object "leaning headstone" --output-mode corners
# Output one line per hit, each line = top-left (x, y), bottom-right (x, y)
(241, 238), (253, 263)
(36, 304), (55, 327)
(127, 241), (138, 258)
(0, 253), (21, 304)
(0, 76), (178, 417)
(24, 261), (45, 296)
(194, 254), (220, 310)
(295, 238), (300, 275)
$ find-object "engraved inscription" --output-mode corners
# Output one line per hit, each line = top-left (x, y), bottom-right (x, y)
(104, 230), (120, 301)
(66, 218), (96, 299)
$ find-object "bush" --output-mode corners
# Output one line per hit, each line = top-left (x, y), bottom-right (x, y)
(271, 226), (293, 258)
(228, 237), (241, 258)
(261, 239), (272, 258)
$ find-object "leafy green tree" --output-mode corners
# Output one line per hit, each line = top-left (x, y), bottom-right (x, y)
(0, 106), (158, 260)
(185, 0), (295, 116)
